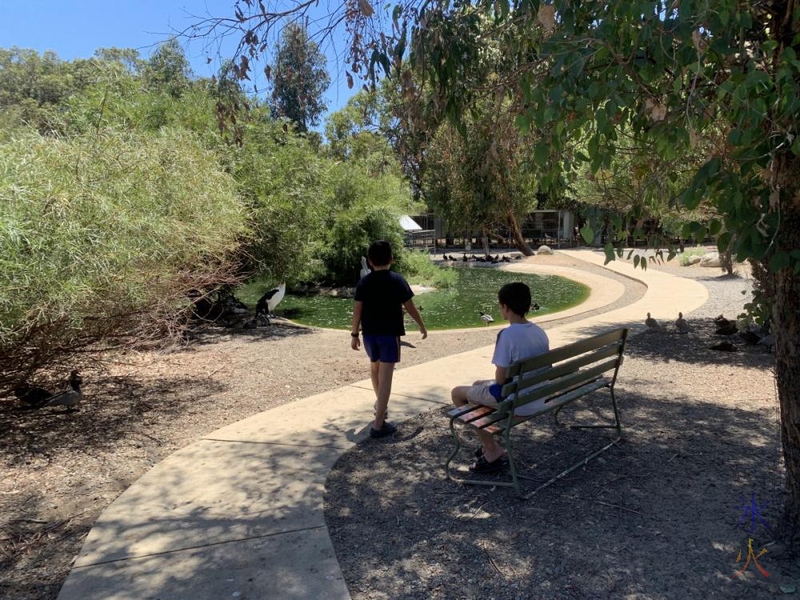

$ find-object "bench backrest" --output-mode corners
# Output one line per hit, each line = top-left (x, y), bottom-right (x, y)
(497, 328), (629, 416)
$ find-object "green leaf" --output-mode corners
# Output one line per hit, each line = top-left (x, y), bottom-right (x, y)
(580, 226), (594, 244)
(534, 143), (549, 167)
(603, 243), (615, 264)
(633, 255), (640, 268)
(769, 251), (791, 271)
(708, 220), (722, 235)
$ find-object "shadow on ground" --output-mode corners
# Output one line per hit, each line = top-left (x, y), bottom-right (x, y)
(325, 341), (793, 600)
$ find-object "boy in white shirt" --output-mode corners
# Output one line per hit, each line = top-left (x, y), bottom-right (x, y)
(450, 282), (549, 473)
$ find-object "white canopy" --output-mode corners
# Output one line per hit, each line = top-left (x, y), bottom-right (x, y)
(399, 215), (422, 231)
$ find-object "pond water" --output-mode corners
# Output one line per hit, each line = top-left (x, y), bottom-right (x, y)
(239, 267), (589, 331)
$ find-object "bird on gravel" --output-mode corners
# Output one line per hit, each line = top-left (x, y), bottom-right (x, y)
(709, 341), (738, 352)
(715, 321), (738, 336)
(713, 315), (735, 329)
(738, 330), (761, 345)
(13, 384), (53, 408)
(645, 313), (662, 331)
(45, 371), (83, 411)
(479, 311), (495, 325)
(256, 282), (286, 323)
(675, 312), (690, 334)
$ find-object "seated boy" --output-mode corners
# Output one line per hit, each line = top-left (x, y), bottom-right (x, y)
(450, 282), (549, 473)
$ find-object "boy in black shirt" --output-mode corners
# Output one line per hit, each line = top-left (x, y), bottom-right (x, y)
(351, 240), (427, 438)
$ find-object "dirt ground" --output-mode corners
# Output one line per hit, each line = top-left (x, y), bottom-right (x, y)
(1, 252), (795, 599)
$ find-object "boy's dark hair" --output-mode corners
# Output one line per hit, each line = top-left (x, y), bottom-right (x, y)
(498, 282), (532, 316)
(367, 240), (393, 267)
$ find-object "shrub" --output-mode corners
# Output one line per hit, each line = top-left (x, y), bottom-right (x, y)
(396, 250), (457, 289)
(0, 127), (248, 387)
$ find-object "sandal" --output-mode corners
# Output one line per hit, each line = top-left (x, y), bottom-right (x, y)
(469, 454), (508, 474)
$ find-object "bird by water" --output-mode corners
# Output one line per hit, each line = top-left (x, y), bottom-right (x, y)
(45, 371), (83, 411)
(256, 282), (286, 323)
(479, 311), (495, 325)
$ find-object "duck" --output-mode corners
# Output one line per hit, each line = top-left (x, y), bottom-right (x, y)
(256, 282), (286, 321)
(532, 303), (540, 312)
(45, 371), (82, 411)
(645, 312), (661, 331)
(713, 315), (735, 329)
(479, 311), (495, 325)
(715, 322), (738, 336)
(738, 330), (761, 345)
(675, 312), (690, 334)
(360, 256), (370, 279)
(709, 341), (738, 352)
(13, 384), (53, 408)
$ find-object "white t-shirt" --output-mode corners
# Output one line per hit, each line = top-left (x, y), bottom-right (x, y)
(492, 322), (550, 368)
(491, 322), (550, 417)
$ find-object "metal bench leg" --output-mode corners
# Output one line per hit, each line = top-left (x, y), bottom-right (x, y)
(556, 387), (622, 434)
(503, 426), (522, 497)
(445, 416), (466, 482)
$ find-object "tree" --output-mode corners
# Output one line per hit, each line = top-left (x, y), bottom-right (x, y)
(268, 24), (330, 132)
(195, 0), (800, 544)
(144, 39), (192, 98)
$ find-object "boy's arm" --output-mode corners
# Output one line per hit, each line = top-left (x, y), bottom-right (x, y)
(494, 365), (509, 385)
(403, 300), (428, 339)
(351, 301), (363, 350)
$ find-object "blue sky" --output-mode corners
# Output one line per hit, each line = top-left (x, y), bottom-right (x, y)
(0, 1), (358, 118)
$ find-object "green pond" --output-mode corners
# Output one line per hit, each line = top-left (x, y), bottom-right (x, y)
(238, 267), (589, 331)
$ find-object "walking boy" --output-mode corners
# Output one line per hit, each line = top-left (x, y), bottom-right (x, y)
(351, 240), (427, 438)
(451, 282), (549, 473)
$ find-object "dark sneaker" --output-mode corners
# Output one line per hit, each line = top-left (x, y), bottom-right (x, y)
(370, 421), (397, 438)
(469, 454), (508, 474)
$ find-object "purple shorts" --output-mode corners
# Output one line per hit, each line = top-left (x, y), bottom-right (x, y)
(362, 335), (401, 363)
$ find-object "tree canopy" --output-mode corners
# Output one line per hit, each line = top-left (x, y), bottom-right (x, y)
(268, 23), (331, 132)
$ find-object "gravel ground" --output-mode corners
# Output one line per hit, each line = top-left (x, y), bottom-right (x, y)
(1, 250), (789, 600)
(324, 252), (798, 599)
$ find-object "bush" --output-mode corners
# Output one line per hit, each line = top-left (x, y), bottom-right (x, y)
(321, 162), (414, 284)
(0, 127), (248, 386)
(396, 250), (457, 289)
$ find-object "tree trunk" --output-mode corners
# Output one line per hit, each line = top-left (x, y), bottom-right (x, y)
(770, 159), (800, 546)
(508, 212), (534, 255)
(481, 225), (490, 256)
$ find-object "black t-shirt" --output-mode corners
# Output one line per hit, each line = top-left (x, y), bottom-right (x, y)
(354, 270), (414, 336)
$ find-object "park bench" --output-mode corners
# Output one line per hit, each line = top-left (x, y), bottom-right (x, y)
(445, 327), (629, 498)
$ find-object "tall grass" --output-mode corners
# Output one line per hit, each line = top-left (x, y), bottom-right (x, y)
(0, 128), (248, 384)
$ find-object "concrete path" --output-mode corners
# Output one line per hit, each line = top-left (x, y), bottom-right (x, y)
(57, 250), (707, 600)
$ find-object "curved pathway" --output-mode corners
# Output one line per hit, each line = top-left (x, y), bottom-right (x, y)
(57, 250), (707, 600)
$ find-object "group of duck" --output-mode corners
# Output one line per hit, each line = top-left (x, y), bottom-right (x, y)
(645, 312), (774, 353)
(441, 253), (522, 264)
(13, 370), (83, 411)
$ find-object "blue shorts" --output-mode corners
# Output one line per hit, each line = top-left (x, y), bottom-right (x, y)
(362, 335), (401, 363)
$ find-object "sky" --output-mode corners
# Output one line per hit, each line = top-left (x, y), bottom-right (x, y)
(0, 1), (359, 120)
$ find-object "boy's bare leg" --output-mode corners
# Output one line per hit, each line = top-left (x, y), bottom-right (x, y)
(450, 385), (505, 463)
(373, 361), (395, 429)
(369, 361), (380, 396)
